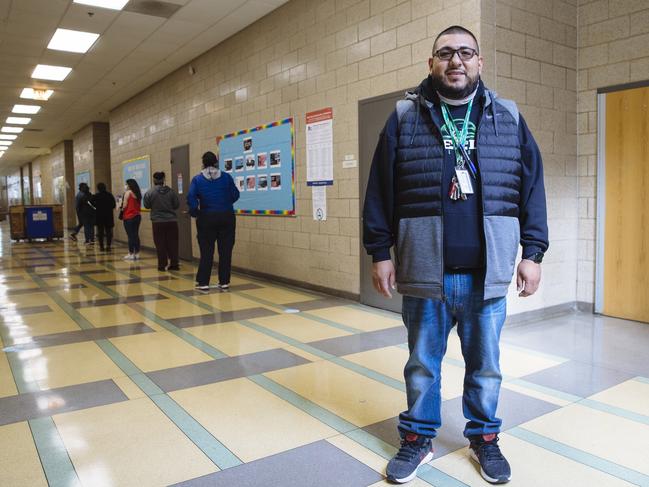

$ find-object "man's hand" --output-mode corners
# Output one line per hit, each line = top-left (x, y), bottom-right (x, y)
(516, 259), (541, 297)
(372, 260), (396, 298)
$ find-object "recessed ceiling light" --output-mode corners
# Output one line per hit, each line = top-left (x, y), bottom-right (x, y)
(20, 88), (54, 101)
(48, 28), (100, 54)
(6, 117), (31, 125)
(32, 64), (72, 81)
(72, 0), (129, 10)
(12, 105), (41, 114)
(1, 127), (23, 133)
(0, 134), (18, 140)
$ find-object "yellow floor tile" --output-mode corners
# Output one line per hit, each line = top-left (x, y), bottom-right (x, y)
(17, 342), (125, 390)
(266, 361), (405, 427)
(308, 307), (402, 332)
(588, 380), (649, 417)
(501, 382), (573, 407)
(250, 314), (352, 342)
(55, 287), (112, 303)
(281, 345), (326, 362)
(109, 283), (152, 296)
(112, 375), (147, 400)
(431, 432), (634, 486)
(0, 280), (39, 291)
(88, 272), (124, 282)
(241, 287), (316, 304)
(110, 330), (213, 372)
(0, 351), (18, 398)
(156, 279), (196, 291)
(187, 322), (285, 356)
(78, 305), (145, 328)
(522, 404), (649, 475)
(3, 294), (59, 309)
(171, 378), (337, 462)
(138, 299), (207, 319)
(8, 311), (80, 337)
(54, 398), (217, 487)
(0, 422), (48, 487)
(499, 345), (566, 378)
(130, 268), (168, 278)
(43, 275), (84, 287)
(196, 293), (262, 311)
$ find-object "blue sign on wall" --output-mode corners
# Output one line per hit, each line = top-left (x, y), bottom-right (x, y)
(122, 156), (151, 209)
(217, 118), (295, 216)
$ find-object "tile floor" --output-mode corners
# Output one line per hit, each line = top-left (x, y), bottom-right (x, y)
(1, 222), (648, 487)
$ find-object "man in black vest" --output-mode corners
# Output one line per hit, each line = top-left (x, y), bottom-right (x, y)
(363, 25), (548, 484)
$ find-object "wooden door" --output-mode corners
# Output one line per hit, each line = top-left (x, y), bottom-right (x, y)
(603, 86), (649, 323)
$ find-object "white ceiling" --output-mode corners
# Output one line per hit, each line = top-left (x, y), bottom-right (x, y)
(0, 0), (288, 172)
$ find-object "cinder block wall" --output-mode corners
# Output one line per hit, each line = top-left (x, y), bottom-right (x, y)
(576, 0), (649, 304)
(109, 0), (481, 296)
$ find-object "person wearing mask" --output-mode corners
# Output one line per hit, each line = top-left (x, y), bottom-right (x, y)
(91, 182), (116, 252)
(143, 171), (180, 271)
(187, 151), (240, 293)
(77, 183), (95, 245)
(121, 178), (142, 260)
(69, 183), (86, 241)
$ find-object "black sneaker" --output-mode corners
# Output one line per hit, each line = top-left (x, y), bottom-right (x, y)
(469, 434), (511, 484)
(194, 285), (209, 294)
(69, 233), (77, 241)
(386, 433), (433, 484)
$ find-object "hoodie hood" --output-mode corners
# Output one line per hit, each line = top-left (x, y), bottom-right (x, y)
(201, 166), (221, 181)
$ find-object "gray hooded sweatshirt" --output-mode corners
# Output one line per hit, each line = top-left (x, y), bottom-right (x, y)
(143, 184), (180, 222)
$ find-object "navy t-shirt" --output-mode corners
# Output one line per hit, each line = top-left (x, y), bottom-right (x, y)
(434, 97), (485, 269)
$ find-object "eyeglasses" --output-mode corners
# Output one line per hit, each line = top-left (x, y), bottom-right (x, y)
(433, 47), (478, 61)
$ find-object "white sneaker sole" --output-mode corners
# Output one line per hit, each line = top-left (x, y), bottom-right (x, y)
(469, 448), (511, 484)
(388, 451), (434, 484)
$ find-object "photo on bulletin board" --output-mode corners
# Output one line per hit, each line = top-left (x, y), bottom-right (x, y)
(121, 155), (151, 210)
(217, 117), (295, 216)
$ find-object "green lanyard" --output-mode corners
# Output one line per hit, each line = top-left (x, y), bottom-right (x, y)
(441, 98), (473, 169)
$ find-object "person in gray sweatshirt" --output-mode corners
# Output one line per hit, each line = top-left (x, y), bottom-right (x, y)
(143, 171), (180, 271)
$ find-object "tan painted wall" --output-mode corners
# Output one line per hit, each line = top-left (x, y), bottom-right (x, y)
(577, 0), (649, 304)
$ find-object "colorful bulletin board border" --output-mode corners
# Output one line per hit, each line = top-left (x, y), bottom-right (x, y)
(121, 155), (151, 211)
(217, 117), (295, 216)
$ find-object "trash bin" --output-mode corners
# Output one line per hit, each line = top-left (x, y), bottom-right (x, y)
(25, 206), (54, 239)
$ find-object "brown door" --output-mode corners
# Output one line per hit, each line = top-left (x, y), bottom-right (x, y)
(603, 86), (649, 323)
(171, 145), (192, 262)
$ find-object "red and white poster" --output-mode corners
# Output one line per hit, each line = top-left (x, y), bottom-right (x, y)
(306, 107), (333, 186)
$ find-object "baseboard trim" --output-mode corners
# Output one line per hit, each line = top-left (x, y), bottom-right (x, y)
(505, 301), (586, 327)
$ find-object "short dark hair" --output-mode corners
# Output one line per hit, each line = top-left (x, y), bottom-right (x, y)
(202, 151), (218, 167)
(433, 25), (479, 54)
(153, 171), (165, 184)
(79, 182), (88, 191)
(97, 182), (106, 192)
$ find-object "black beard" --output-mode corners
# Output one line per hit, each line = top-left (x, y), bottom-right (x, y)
(431, 73), (480, 99)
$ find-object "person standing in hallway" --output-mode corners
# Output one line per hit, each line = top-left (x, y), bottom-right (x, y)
(92, 182), (116, 252)
(187, 151), (240, 293)
(143, 171), (180, 271)
(69, 183), (86, 241)
(363, 25), (549, 485)
(121, 178), (142, 261)
(77, 183), (95, 245)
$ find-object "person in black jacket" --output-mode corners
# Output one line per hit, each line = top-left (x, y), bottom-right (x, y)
(76, 183), (95, 245)
(92, 182), (116, 252)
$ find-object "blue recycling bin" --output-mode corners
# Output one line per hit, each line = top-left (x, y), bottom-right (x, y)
(25, 206), (54, 239)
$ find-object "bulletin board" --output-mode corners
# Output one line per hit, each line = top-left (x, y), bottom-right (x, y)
(75, 170), (90, 189)
(217, 117), (295, 216)
(122, 155), (151, 210)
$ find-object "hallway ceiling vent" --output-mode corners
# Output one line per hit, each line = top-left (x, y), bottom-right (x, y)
(123, 0), (182, 18)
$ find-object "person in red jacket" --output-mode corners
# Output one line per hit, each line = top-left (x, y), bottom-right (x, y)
(121, 178), (142, 261)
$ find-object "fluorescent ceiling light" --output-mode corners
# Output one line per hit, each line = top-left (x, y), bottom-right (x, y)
(6, 117), (30, 125)
(20, 88), (54, 101)
(0, 147), (8, 151)
(0, 140), (13, 146)
(0, 134), (18, 140)
(48, 28), (99, 54)
(13, 105), (41, 114)
(32, 64), (72, 81)
(72, 0), (129, 10)
(0, 152), (5, 157)
(1, 127), (23, 133)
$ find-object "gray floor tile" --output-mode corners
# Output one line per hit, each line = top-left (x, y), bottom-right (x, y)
(283, 298), (350, 312)
(521, 360), (634, 398)
(170, 440), (382, 487)
(0, 380), (128, 426)
(363, 388), (559, 458)
(167, 308), (278, 328)
(69, 294), (168, 308)
(308, 326), (406, 356)
(147, 348), (310, 392)
(2, 323), (154, 351)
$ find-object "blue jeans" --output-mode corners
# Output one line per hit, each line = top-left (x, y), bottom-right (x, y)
(399, 270), (507, 439)
(123, 215), (141, 253)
